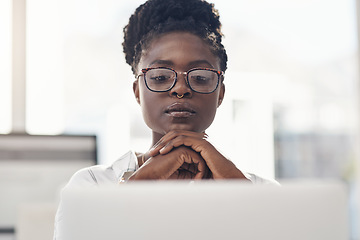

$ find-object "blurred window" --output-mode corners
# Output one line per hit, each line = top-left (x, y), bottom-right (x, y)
(2, 0), (358, 181)
(0, 0), (12, 134)
(1, 0), (358, 238)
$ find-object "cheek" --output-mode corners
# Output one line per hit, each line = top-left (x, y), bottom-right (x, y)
(138, 84), (163, 130)
(139, 86), (152, 121)
(197, 95), (220, 131)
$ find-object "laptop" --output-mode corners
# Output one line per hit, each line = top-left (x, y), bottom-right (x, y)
(58, 180), (349, 240)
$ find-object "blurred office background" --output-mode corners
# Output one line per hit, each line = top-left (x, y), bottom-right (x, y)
(1, 0), (360, 239)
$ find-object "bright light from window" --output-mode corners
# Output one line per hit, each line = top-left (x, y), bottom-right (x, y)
(24, 0), (359, 181)
(0, 0), (12, 134)
(26, 0), (64, 134)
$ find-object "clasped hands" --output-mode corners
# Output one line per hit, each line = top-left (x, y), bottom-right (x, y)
(128, 130), (249, 181)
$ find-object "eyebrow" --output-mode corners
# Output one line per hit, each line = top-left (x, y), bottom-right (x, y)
(149, 60), (173, 67)
(148, 59), (215, 69)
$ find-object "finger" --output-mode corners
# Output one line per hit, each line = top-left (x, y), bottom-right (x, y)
(179, 162), (198, 175)
(194, 171), (204, 180)
(169, 169), (193, 180)
(172, 147), (207, 179)
(159, 135), (207, 155)
(158, 136), (186, 155)
(149, 131), (207, 156)
(193, 156), (209, 180)
(182, 150), (209, 180)
(131, 152), (185, 180)
(148, 138), (166, 157)
(150, 131), (202, 156)
(133, 146), (212, 180)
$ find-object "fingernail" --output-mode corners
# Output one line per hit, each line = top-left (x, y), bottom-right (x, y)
(159, 147), (166, 154)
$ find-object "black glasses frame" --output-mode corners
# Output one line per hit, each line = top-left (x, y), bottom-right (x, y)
(136, 67), (224, 94)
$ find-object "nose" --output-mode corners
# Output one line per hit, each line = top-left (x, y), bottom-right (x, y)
(169, 72), (192, 98)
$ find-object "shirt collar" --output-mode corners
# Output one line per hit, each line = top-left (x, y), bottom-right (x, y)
(111, 150), (139, 181)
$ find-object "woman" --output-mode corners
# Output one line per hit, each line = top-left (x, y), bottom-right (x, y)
(54, 0), (277, 238)
(59, 0), (272, 189)
(59, 0), (277, 185)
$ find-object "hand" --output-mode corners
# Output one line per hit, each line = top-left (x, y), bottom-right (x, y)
(128, 146), (210, 180)
(149, 130), (249, 180)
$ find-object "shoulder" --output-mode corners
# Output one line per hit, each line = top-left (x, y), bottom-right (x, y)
(54, 150), (137, 240)
(64, 150), (137, 188)
(245, 172), (280, 185)
(65, 165), (114, 187)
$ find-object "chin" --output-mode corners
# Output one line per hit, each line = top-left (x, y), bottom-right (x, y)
(166, 124), (204, 133)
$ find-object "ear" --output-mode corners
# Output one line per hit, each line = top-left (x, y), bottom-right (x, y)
(133, 80), (141, 105)
(217, 82), (225, 107)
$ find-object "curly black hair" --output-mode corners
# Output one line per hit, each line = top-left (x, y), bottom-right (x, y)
(123, 0), (228, 75)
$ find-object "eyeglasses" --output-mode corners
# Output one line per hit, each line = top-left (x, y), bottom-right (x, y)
(137, 67), (224, 94)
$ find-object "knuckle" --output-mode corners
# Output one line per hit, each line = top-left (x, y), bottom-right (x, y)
(176, 145), (189, 152)
(178, 135), (186, 141)
(177, 146), (190, 158)
(169, 130), (179, 136)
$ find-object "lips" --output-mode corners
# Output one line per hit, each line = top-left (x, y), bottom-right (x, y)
(165, 102), (196, 118)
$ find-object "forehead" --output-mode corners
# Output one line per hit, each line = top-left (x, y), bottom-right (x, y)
(139, 32), (220, 70)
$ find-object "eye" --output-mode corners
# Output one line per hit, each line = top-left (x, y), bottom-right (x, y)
(150, 75), (169, 82)
(190, 75), (210, 84)
(146, 69), (174, 84)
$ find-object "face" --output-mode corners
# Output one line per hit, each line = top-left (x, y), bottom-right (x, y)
(133, 32), (225, 138)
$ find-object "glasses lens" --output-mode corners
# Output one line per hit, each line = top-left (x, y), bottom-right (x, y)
(145, 68), (175, 91)
(188, 70), (219, 93)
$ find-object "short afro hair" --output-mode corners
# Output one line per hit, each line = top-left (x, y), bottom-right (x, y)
(123, 0), (228, 75)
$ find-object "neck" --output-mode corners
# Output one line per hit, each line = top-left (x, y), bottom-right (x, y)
(151, 131), (164, 148)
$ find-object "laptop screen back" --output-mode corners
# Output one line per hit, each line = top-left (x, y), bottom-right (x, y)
(58, 180), (349, 240)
